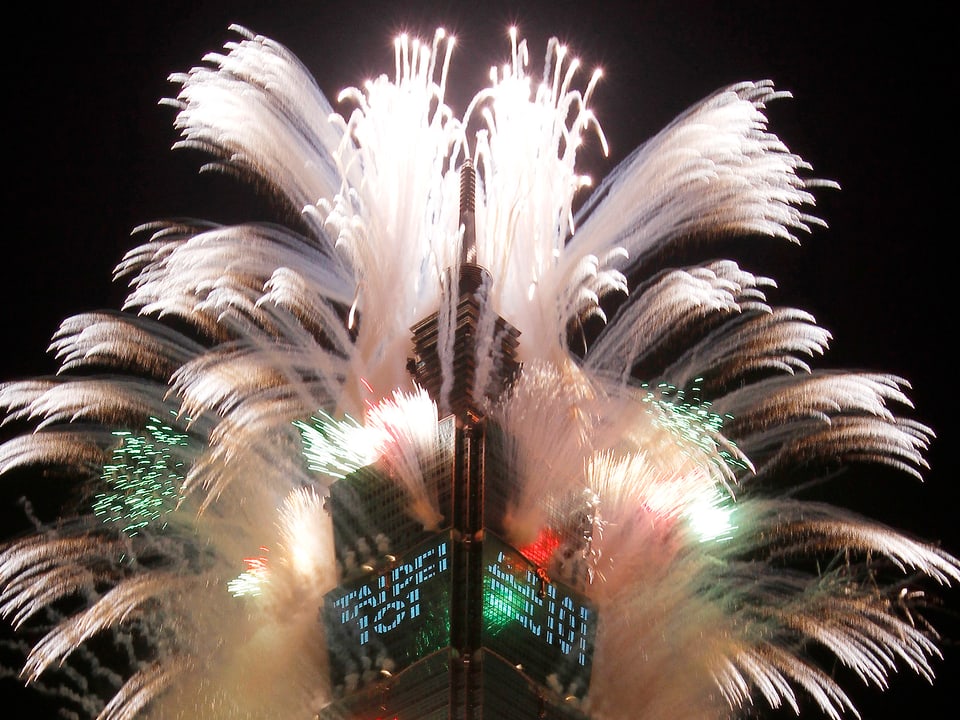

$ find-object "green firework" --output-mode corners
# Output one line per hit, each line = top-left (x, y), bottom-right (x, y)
(93, 416), (191, 536)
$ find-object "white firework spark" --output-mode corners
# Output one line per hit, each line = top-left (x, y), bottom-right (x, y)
(1, 23), (956, 720)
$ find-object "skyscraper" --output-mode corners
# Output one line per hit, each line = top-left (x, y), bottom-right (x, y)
(319, 163), (598, 720)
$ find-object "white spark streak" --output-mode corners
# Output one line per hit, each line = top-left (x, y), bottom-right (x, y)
(22, 574), (180, 683)
(0, 24), (955, 720)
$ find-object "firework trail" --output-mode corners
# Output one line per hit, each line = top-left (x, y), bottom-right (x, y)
(1, 24), (956, 720)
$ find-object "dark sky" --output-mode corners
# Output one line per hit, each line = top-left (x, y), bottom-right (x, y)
(2, 1), (956, 717)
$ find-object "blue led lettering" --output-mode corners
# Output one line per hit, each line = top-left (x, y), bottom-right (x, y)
(390, 562), (415, 593)
(579, 606), (590, 665)
(484, 547), (593, 666)
(408, 588), (421, 619)
(373, 600), (406, 633)
(333, 539), (449, 646)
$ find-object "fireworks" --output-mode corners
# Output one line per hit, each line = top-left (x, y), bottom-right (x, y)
(1, 20), (956, 720)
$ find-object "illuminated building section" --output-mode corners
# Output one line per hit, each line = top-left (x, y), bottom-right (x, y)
(319, 162), (597, 719)
(324, 533), (453, 685)
(481, 535), (595, 696)
(326, 416), (456, 579)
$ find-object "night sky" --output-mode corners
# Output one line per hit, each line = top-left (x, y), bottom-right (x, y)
(2, 2), (956, 717)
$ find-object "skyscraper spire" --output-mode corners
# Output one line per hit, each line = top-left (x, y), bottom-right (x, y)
(459, 158), (478, 268)
(321, 159), (597, 719)
(408, 160), (521, 424)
